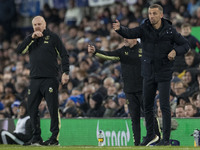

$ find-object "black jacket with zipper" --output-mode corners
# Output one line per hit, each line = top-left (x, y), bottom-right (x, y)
(16, 28), (69, 78)
(95, 43), (143, 93)
(116, 18), (190, 81)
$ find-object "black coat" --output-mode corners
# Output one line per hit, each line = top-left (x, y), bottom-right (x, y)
(95, 43), (143, 93)
(16, 29), (69, 78)
(117, 18), (190, 81)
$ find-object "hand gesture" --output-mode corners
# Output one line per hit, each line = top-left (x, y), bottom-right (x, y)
(112, 20), (120, 31)
(168, 49), (176, 61)
(32, 31), (43, 39)
(61, 73), (69, 85)
(88, 45), (96, 54)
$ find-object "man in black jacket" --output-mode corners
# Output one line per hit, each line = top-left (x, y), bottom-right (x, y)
(113, 4), (190, 146)
(16, 16), (69, 146)
(88, 38), (161, 146)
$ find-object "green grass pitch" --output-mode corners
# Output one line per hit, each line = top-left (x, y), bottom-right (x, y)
(0, 145), (200, 150)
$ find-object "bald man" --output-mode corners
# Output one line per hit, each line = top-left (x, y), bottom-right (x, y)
(16, 16), (69, 146)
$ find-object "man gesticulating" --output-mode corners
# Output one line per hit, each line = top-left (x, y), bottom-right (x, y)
(16, 16), (69, 146)
(113, 4), (190, 146)
(88, 38), (161, 146)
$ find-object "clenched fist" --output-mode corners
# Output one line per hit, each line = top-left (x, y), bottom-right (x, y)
(168, 49), (176, 61)
(112, 20), (120, 31)
(88, 45), (96, 54)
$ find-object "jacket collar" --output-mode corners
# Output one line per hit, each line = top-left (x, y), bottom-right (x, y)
(43, 28), (50, 36)
(144, 18), (172, 29)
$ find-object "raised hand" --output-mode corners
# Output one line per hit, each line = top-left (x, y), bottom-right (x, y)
(88, 45), (96, 54)
(112, 20), (120, 31)
(32, 31), (43, 39)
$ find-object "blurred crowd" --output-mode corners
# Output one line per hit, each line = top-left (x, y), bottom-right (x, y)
(0, 0), (200, 120)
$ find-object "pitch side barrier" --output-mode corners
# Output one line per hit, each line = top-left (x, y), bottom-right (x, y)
(40, 118), (200, 146)
(0, 118), (199, 146)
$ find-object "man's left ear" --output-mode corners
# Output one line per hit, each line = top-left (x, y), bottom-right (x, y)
(161, 13), (164, 18)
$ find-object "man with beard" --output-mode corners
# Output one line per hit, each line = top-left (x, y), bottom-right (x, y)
(113, 4), (190, 146)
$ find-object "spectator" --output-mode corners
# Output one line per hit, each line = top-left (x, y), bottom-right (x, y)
(64, 106), (77, 118)
(103, 95), (118, 117)
(80, 84), (95, 114)
(11, 100), (20, 118)
(184, 50), (200, 69)
(181, 23), (200, 51)
(197, 71), (200, 90)
(177, 96), (190, 107)
(156, 0), (174, 17)
(183, 69), (199, 97)
(195, 92), (200, 110)
(86, 92), (105, 117)
(170, 77), (181, 94)
(187, 0), (200, 16)
(103, 77), (115, 89)
(169, 92), (177, 115)
(0, 101), (32, 145)
(113, 92), (128, 117)
(174, 80), (187, 97)
(101, 7), (112, 25)
(0, 102), (4, 113)
(184, 103), (200, 117)
(64, 0), (83, 26)
(58, 89), (69, 111)
(175, 105), (185, 117)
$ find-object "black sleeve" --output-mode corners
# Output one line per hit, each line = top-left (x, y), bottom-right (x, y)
(53, 34), (69, 74)
(116, 26), (143, 39)
(16, 35), (34, 54)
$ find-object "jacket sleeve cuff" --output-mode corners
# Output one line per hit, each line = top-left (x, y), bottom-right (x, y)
(63, 71), (69, 75)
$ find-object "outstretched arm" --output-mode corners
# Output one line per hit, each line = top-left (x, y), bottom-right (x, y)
(113, 20), (142, 39)
(88, 44), (120, 61)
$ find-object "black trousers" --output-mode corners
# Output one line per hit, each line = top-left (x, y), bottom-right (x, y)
(143, 78), (171, 141)
(28, 78), (59, 140)
(126, 92), (160, 146)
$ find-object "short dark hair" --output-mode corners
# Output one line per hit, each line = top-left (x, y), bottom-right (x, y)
(149, 4), (163, 13)
(184, 103), (197, 111)
(185, 50), (195, 57)
(181, 23), (191, 29)
(176, 105), (184, 110)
